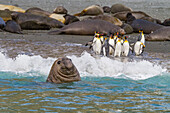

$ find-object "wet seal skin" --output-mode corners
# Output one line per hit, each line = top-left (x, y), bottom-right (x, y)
(48, 19), (125, 35)
(46, 57), (81, 84)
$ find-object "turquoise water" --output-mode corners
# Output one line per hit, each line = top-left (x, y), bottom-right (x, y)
(0, 51), (169, 112)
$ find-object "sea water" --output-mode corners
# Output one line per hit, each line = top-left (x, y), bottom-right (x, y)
(0, 49), (169, 112)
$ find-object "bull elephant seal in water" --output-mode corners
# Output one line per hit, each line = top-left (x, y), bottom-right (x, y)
(11, 12), (64, 30)
(111, 4), (132, 14)
(4, 20), (22, 34)
(0, 4), (25, 13)
(74, 5), (104, 16)
(126, 13), (164, 34)
(146, 27), (170, 41)
(53, 6), (68, 14)
(48, 19), (125, 35)
(46, 57), (81, 84)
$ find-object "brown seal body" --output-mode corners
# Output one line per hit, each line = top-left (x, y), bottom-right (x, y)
(11, 12), (64, 30)
(74, 5), (104, 16)
(126, 13), (164, 34)
(46, 57), (81, 84)
(146, 27), (170, 41)
(92, 15), (123, 26)
(113, 11), (150, 21)
(4, 20), (22, 34)
(53, 6), (68, 14)
(0, 4), (25, 13)
(64, 14), (80, 25)
(103, 6), (111, 13)
(48, 19), (125, 35)
(25, 7), (51, 17)
(0, 9), (13, 21)
(111, 4), (132, 14)
(130, 19), (164, 34)
(162, 18), (170, 26)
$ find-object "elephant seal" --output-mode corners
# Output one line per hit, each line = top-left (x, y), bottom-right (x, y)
(146, 27), (170, 41)
(25, 7), (65, 23)
(4, 20), (22, 34)
(92, 15), (123, 26)
(63, 14), (80, 25)
(0, 17), (6, 29)
(127, 13), (164, 34)
(11, 12), (64, 30)
(49, 14), (65, 23)
(0, 9), (13, 21)
(46, 57), (81, 84)
(48, 19), (125, 35)
(103, 6), (111, 13)
(113, 11), (150, 21)
(53, 6), (68, 14)
(121, 23), (133, 34)
(162, 18), (170, 26)
(74, 5), (104, 16)
(0, 4), (25, 13)
(25, 7), (51, 17)
(111, 4), (132, 14)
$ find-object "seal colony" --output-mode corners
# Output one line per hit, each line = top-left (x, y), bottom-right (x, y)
(0, 3), (169, 84)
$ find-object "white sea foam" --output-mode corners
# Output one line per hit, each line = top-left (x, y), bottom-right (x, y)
(0, 52), (167, 80)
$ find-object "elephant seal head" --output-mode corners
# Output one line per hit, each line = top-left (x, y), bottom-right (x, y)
(46, 57), (81, 84)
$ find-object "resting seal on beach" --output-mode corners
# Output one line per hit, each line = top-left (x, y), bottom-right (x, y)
(63, 14), (80, 25)
(146, 27), (170, 41)
(111, 4), (132, 14)
(4, 20), (22, 34)
(11, 12), (64, 30)
(113, 11), (160, 24)
(53, 6), (68, 14)
(0, 9), (13, 21)
(126, 13), (164, 34)
(0, 4), (25, 13)
(25, 7), (51, 17)
(102, 6), (111, 13)
(48, 19), (125, 35)
(92, 15), (123, 26)
(162, 18), (170, 26)
(74, 5), (104, 16)
(46, 57), (81, 84)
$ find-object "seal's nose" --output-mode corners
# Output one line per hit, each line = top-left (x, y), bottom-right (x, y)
(62, 58), (73, 70)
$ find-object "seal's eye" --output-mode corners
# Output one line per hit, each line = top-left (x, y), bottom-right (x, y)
(57, 61), (61, 64)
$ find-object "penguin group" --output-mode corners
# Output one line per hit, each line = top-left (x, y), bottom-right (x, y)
(86, 30), (145, 57)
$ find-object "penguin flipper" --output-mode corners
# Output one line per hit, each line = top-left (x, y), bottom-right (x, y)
(109, 44), (115, 50)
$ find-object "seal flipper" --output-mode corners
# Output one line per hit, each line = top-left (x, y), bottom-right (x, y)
(48, 29), (63, 35)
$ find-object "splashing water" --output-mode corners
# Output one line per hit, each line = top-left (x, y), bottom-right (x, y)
(0, 52), (167, 80)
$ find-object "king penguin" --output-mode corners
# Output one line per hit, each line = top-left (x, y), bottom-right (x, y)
(139, 29), (145, 46)
(108, 34), (115, 55)
(122, 36), (130, 57)
(102, 37), (114, 56)
(134, 36), (145, 56)
(114, 36), (122, 57)
(92, 33), (102, 55)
